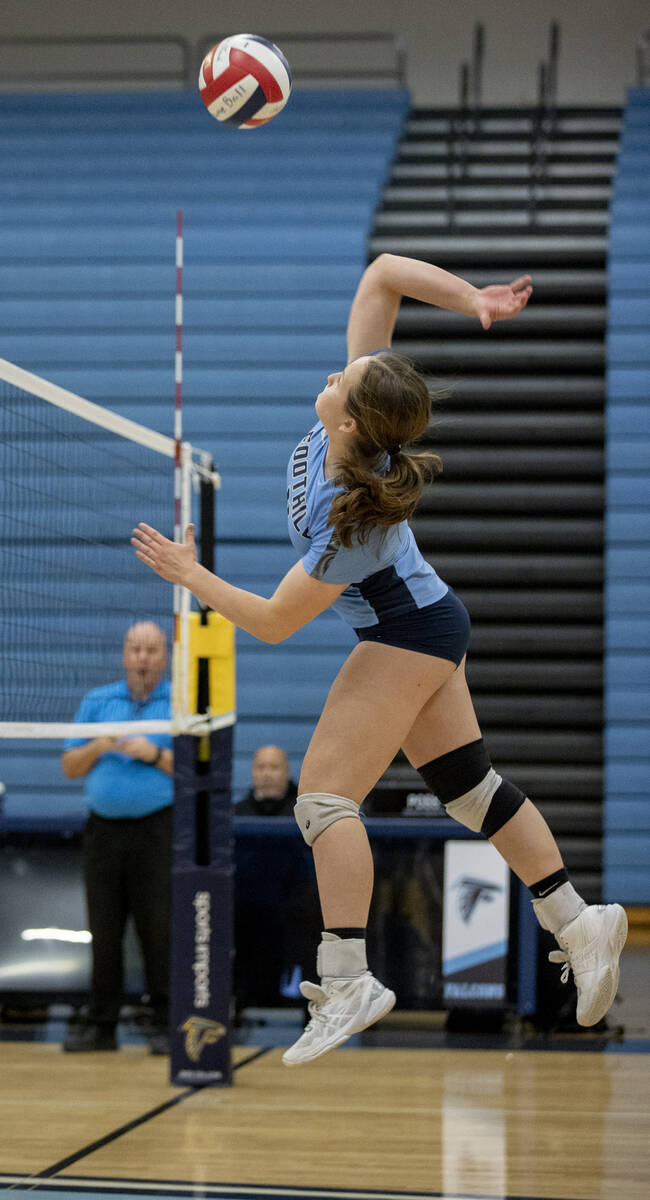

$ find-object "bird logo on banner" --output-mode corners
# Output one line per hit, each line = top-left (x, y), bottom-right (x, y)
(453, 875), (503, 922)
(180, 1015), (227, 1062)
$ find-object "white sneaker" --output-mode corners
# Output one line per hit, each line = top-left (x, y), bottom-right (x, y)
(282, 971), (396, 1066)
(549, 903), (628, 1027)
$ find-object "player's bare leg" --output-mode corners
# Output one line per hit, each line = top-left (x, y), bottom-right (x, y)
(284, 641), (455, 1065)
(404, 665), (628, 1028)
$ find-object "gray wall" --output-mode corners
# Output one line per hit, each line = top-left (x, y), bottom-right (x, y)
(1, 0), (647, 105)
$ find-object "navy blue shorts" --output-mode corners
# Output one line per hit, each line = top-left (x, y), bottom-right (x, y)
(353, 588), (471, 666)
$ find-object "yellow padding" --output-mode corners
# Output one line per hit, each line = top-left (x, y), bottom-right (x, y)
(187, 611), (235, 718)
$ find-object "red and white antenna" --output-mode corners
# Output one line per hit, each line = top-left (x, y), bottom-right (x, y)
(172, 209), (190, 725)
(174, 208), (183, 550)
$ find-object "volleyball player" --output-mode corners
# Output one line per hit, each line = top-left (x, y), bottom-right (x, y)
(132, 253), (627, 1065)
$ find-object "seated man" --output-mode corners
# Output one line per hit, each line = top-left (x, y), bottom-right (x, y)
(236, 745), (297, 816)
(234, 746), (319, 1012)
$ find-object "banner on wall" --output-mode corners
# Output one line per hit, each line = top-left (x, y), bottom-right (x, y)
(442, 840), (510, 1007)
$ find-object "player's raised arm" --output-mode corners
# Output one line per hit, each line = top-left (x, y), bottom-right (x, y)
(346, 253), (532, 362)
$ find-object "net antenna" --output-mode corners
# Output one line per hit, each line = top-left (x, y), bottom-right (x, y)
(172, 208), (192, 734)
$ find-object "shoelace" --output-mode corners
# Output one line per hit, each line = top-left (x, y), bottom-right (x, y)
(303, 999), (326, 1034)
(297, 980), (333, 1036)
(303, 996), (350, 1037)
(548, 949), (571, 984)
(301, 981), (356, 1035)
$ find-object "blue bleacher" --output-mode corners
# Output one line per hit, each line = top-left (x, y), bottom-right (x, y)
(0, 87), (408, 829)
(605, 86), (650, 903)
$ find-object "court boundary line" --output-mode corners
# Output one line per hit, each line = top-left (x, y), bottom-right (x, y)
(6, 1047), (271, 1187)
(0, 1173), (581, 1200)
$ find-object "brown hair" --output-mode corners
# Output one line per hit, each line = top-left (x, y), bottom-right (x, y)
(328, 352), (442, 548)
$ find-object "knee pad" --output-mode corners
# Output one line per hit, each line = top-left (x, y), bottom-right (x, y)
(294, 792), (360, 846)
(417, 738), (526, 836)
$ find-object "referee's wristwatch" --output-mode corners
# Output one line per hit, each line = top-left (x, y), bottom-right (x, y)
(151, 745), (164, 767)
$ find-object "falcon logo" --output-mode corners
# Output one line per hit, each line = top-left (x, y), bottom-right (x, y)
(453, 875), (503, 923)
(180, 1015), (227, 1063)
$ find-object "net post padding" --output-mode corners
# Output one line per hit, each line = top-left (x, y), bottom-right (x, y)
(170, 610), (236, 1088)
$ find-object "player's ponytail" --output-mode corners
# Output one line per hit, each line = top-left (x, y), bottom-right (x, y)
(329, 353), (442, 548)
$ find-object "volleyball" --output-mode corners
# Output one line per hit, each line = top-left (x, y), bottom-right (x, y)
(198, 34), (292, 130)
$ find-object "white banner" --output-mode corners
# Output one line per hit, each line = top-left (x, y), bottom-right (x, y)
(442, 840), (510, 1006)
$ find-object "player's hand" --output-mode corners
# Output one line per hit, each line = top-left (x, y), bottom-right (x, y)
(472, 275), (532, 330)
(117, 737), (158, 762)
(131, 522), (197, 585)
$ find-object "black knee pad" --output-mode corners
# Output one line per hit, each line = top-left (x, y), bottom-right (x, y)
(418, 738), (491, 803)
(417, 739), (526, 836)
(480, 778), (526, 837)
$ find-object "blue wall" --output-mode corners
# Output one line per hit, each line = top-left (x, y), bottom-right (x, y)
(604, 87), (650, 903)
(0, 88), (409, 827)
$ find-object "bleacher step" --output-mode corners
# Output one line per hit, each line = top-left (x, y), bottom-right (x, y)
(369, 234), (608, 264)
(375, 211), (609, 230)
(395, 305), (607, 334)
(391, 338), (605, 369)
(392, 162), (616, 182)
(405, 115), (622, 136)
(383, 184), (613, 205)
(432, 375), (605, 404)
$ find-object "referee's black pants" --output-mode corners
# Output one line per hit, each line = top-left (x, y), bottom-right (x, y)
(83, 806), (172, 1030)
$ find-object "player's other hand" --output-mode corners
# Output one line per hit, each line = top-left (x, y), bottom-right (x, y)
(473, 275), (533, 330)
(131, 521), (197, 585)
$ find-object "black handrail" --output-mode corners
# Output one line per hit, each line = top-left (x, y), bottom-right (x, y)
(457, 23), (484, 114)
(530, 21), (561, 223)
(196, 32), (407, 88)
(637, 29), (650, 85)
(536, 21), (560, 124)
(470, 23), (485, 111)
(450, 24), (484, 226)
(0, 34), (192, 88)
(458, 62), (470, 110)
(547, 21), (560, 121)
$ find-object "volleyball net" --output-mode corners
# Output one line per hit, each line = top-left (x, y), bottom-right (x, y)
(0, 354), (236, 1086)
(0, 356), (225, 738)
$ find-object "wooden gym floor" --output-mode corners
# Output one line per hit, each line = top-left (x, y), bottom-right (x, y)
(1, 1032), (649, 1200)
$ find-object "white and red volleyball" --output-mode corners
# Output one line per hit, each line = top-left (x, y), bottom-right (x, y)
(199, 34), (292, 130)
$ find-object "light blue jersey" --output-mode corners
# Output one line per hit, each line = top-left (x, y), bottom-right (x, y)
(286, 421), (447, 627)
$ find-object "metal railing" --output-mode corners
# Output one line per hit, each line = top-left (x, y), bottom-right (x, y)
(0, 34), (192, 90)
(537, 20), (560, 126)
(0, 31), (407, 93)
(446, 24), (485, 226)
(458, 22), (485, 113)
(529, 21), (561, 223)
(446, 22), (565, 228)
(637, 30), (650, 85)
(196, 32), (407, 88)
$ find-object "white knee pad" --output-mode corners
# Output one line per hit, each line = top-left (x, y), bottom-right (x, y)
(445, 767), (502, 833)
(294, 792), (360, 846)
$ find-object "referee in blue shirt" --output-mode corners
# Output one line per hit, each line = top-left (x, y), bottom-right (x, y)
(61, 622), (173, 1054)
